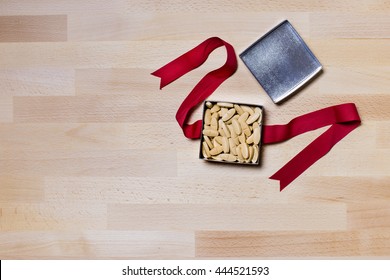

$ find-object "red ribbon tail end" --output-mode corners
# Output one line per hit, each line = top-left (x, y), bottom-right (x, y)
(151, 70), (166, 90)
(269, 174), (290, 192)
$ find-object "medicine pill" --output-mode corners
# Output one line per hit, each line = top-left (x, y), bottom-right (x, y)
(222, 108), (236, 122)
(246, 112), (260, 124)
(217, 102), (234, 108)
(234, 104), (245, 115)
(220, 153), (237, 162)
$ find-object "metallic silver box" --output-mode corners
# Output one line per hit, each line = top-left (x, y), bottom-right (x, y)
(240, 20), (322, 103)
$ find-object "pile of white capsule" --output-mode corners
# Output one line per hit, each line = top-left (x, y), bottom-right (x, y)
(201, 101), (262, 164)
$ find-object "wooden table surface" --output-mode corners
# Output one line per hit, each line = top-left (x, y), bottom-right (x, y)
(0, 0), (389, 259)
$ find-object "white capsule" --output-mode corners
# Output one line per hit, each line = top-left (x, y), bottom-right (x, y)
(232, 118), (241, 135)
(241, 105), (255, 115)
(210, 104), (220, 113)
(219, 153), (237, 162)
(209, 145), (223, 156)
(203, 129), (218, 137)
(222, 108), (236, 122)
(241, 143), (249, 159)
(222, 137), (229, 153)
(204, 109), (212, 125)
(202, 142), (211, 158)
(234, 104), (245, 115)
(253, 127), (261, 145)
(204, 135), (214, 149)
(217, 102), (234, 108)
(246, 112), (260, 124)
(252, 145), (259, 163)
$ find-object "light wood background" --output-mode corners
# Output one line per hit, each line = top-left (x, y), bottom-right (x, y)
(0, 0), (389, 259)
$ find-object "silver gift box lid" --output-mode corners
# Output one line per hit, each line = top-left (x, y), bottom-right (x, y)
(240, 20), (322, 103)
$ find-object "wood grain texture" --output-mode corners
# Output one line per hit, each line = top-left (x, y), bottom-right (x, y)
(0, 96), (13, 123)
(0, 231), (194, 259)
(196, 230), (390, 257)
(0, 0), (389, 259)
(0, 15), (67, 42)
(107, 203), (347, 231)
(0, 68), (74, 96)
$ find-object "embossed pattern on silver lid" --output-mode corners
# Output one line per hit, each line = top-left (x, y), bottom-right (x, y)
(240, 20), (322, 103)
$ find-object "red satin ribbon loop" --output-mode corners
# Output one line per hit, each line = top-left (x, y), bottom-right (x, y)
(151, 37), (238, 139)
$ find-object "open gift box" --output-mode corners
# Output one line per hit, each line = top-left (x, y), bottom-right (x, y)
(199, 100), (264, 165)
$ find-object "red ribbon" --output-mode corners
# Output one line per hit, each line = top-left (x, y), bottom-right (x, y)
(262, 103), (361, 191)
(152, 37), (361, 191)
(151, 37), (237, 139)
